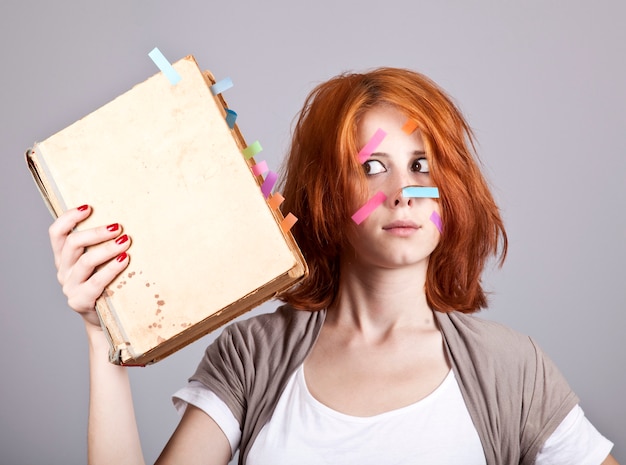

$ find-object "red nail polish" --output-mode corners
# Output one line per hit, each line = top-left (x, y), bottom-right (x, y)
(116, 252), (128, 262)
(78, 204), (89, 211)
(115, 234), (129, 245)
(107, 223), (119, 232)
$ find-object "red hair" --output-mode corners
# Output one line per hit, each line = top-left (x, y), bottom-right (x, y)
(278, 68), (507, 313)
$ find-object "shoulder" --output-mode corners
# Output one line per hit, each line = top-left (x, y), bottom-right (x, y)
(220, 304), (325, 348)
(208, 305), (326, 367)
(191, 305), (325, 405)
(435, 310), (539, 366)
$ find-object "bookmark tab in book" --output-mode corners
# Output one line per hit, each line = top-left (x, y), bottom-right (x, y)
(268, 192), (285, 210)
(148, 47), (181, 85)
(225, 109), (237, 129)
(251, 160), (269, 177)
(261, 171), (278, 198)
(210, 77), (233, 96)
(280, 213), (298, 233)
(242, 141), (263, 159)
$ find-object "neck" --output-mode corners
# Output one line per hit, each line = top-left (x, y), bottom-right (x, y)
(328, 257), (434, 337)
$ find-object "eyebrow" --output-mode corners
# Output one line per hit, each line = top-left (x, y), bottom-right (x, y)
(369, 150), (426, 158)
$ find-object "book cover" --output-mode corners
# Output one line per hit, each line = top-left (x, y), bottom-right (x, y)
(26, 54), (307, 365)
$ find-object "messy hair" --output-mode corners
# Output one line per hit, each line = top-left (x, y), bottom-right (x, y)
(278, 67), (507, 313)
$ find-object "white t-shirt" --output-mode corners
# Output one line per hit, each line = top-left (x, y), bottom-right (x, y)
(173, 366), (613, 464)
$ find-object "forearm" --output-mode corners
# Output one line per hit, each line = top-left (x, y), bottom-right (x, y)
(86, 325), (145, 465)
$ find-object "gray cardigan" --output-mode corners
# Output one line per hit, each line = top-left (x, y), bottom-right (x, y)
(191, 306), (578, 465)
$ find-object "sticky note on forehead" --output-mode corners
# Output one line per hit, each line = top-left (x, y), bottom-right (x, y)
(402, 119), (419, 135)
(402, 186), (440, 199)
(357, 128), (386, 164)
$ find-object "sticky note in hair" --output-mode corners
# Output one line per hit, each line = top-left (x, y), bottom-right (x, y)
(210, 77), (233, 96)
(402, 186), (440, 199)
(242, 141), (263, 159)
(352, 191), (387, 225)
(148, 47), (181, 85)
(430, 211), (443, 233)
(402, 119), (419, 135)
(357, 128), (386, 164)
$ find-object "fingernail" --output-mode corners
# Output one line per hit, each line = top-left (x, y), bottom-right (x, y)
(115, 234), (129, 245)
(78, 204), (89, 211)
(107, 223), (119, 232)
(116, 252), (128, 262)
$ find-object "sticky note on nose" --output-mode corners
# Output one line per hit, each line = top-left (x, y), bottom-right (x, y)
(402, 186), (439, 199)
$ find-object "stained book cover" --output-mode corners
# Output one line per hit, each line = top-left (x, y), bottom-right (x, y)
(26, 55), (307, 366)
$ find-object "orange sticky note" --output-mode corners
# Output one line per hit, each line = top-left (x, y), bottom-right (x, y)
(268, 192), (285, 210)
(402, 119), (418, 135)
(280, 213), (298, 233)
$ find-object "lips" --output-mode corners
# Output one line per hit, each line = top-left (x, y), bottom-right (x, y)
(382, 220), (420, 230)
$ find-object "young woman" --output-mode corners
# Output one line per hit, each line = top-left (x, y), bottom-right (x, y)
(49, 68), (618, 465)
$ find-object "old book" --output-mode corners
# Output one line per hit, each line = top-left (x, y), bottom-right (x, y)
(26, 55), (307, 366)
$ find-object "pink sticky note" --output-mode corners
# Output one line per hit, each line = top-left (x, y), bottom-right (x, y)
(251, 160), (268, 176)
(430, 211), (443, 233)
(357, 128), (387, 164)
(261, 171), (278, 198)
(351, 192), (387, 225)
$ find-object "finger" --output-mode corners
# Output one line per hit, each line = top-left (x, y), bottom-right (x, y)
(65, 233), (132, 286)
(49, 204), (92, 267)
(57, 223), (126, 283)
(58, 223), (131, 285)
(65, 251), (131, 314)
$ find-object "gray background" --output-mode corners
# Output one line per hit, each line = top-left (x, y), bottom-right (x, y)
(1, 1), (624, 464)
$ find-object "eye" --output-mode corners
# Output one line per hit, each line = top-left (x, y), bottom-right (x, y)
(363, 159), (387, 175)
(411, 157), (430, 173)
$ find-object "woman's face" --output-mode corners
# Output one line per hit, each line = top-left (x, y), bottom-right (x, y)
(344, 105), (441, 272)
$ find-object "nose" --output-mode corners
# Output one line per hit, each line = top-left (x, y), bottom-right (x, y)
(387, 169), (415, 208)
(391, 187), (413, 208)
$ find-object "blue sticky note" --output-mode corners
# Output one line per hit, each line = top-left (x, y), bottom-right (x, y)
(148, 47), (181, 85)
(211, 77), (234, 96)
(225, 109), (237, 129)
(402, 186), (440, 199)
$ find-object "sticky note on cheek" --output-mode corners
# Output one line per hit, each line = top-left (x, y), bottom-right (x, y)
(351, 192), (387, 225)
(430, 211), (443, 233)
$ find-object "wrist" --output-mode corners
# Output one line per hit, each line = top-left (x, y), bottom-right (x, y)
(84, 322), (109, 349)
